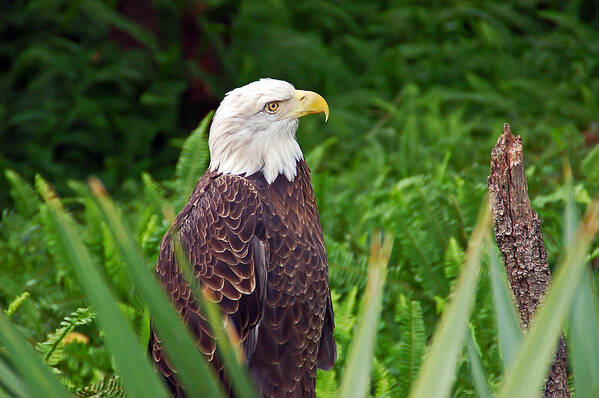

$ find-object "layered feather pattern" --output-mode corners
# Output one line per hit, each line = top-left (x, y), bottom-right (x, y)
(150, 160), (335, 398)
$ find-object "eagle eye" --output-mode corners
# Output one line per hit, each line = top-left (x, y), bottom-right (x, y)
(265, 102), (280, 113)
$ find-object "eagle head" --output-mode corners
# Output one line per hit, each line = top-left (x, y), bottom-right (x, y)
(208, 78), (329, 184)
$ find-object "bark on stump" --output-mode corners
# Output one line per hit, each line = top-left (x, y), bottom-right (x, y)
(488, 124), (570, 398)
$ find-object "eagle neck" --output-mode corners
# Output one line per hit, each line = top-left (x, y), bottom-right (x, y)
(249, 159), (311, 193)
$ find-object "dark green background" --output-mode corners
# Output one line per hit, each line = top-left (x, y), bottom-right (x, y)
(2, 1), (598, 209)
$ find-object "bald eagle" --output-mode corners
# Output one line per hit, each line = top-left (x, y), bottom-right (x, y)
(149, 79), (336, 397)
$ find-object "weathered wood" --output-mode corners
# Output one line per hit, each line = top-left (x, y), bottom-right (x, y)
(488, 124), (570, 398)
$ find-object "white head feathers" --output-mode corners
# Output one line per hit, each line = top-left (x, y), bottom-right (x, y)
(208, 79), (303, 184)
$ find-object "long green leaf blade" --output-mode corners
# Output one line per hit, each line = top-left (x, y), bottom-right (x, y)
(564, 170), (599, 398)
(465, 328), (492, 398)
(409, 205), (490, 398)
(339, 231), (393, 398)
(90, 179), (226, 398)
(498, 202), (599, 398)
(569, 272), (599, 398)
(488, 245), (522, 368)
(37, 177), (169, 398)
(0, 313), (70, 398)
(0, 385), (12, 398)
(0, 358), (26, 398)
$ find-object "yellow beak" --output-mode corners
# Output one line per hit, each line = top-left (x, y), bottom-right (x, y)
(285, 90), (329, 122)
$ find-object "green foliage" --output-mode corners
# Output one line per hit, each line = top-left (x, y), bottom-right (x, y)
(38, 175), (170, 398)
(394, 297), (426, 396)
(0, 0), (187, 207)
(569, 272), (599, 398)
(339, 232), (392, 398)
(4, 291), (30, 318)
(2, 121), (599, 397)
(74, 376), (124, 398)
(465, 329), (492, 398)
(36, 308), (96, 367)
(0, 312), (71, 398)
(410, 208), (489, 398)
(174, 112), (213, 202)
(91, 178), (227, 397)
(5, 170), (41, 218)
(2, 1), (599, 397)
(315, 368), (338, 398)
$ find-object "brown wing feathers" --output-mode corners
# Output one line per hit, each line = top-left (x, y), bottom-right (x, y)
(150, 173), (267, 396)
(245, 160), (335, 397)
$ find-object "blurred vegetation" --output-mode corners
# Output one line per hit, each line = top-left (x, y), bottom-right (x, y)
(2, 0), (599, 397)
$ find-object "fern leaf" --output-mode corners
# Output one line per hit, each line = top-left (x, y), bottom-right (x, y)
(66, 180), (107, 263)
(101, 222), (130, 296)
(140, 213), (168, 260)
(4, 291), (30, 318)
(141, 172), (174, 223)
(316, 368), (338, 398)
(5, 169), (41, 217)
(335, 288), (358, 336)
(175, 111), (214, 199)
(444, 237), (465, 290)
(326, 236), (369, 291)
(75, 375), (125, 398)
(329, 288), (359, 368)
(39, 209), (71, 281)
(394, 296), (426, 397)
(36, 307), (96, 366)
(373, 358), (398, 397)
(38, 176), (84, 292)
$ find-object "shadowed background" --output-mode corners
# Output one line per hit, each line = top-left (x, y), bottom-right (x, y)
(2, 1), (598, 209)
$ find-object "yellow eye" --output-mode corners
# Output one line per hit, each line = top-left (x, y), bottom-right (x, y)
(265, 102), (280, 113)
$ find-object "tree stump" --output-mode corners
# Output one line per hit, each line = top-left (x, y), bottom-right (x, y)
(488, 124), (570, 397)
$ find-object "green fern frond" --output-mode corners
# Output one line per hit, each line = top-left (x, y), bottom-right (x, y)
(39, 211), (71, 281)
(38, 289), (80, 314)
(142, 172), (174, 223)
(101, 223), (129, 296)
(334, 288), (358, 336)
(326, 236), (414, 297)
(37, 178), (83, 294)
(363, 175), (475, 299)
(67, 181), (106, 260)
(142, 172), (167, 210)
(116, 302), (138, 323)
(174, 111), (214, 200)
(4, 291), (30, 318)
(316, 368), (338, 398)
(5, 169), (41, 218)
(470, 270), (502, 383)
(326, 237), (369, 291)
(444, 237), (465, 290)
(399, 222), (447, 296)
(373, 358), (398, 397)
(75, 375), (124, 398)
(393, 296), (426, 397)
(140, 213), (168, 260)
(36, 307), (96, 366)
(329, 288), (360, 368)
